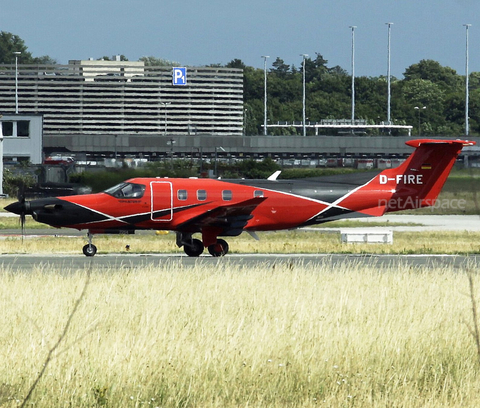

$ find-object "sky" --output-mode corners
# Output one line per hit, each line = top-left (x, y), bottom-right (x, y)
(2, 0), (480, 78)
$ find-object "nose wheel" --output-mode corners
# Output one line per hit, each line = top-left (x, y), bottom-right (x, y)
(83, 231), (97, 257)
(83, 243), (97, 257)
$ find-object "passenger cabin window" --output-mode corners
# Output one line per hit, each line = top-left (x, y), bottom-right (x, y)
(197, 189), (207, 201)
(104, 182), (145, 199)
(254, 190), (264, 198)
(222, 190), (232, 201)
(177, 189), (187, 200)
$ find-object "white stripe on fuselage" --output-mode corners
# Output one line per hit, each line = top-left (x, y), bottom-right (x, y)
(304, 176), (376, 222)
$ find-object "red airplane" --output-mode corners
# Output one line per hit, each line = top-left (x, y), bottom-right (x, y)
(5, 139), (474, 257)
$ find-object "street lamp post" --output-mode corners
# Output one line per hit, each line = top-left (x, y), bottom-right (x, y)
(464, 23), (472, 136)
(167, 137), (175, 168)
(214, 146), (225, 177)
(386, 23), (393, 127)
(300, 54), (308, 137)
(414, 106), (426, 136)
(349, 26), (357, 128)
(14, 52), (21, 114)
(161, 102), (171, 135)
(244, 108), (248, 135)
(261, 56), (269, 136)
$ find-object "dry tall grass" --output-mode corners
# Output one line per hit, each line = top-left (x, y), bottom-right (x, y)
(1, 261), (480, 407)
(2, 229), (480, 255)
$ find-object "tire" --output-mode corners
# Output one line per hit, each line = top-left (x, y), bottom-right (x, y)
(208, 239), (229, 257)
(83, 244), (97, 257)
(183, 238), (204, 257)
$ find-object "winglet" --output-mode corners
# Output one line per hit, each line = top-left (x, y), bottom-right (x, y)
(267, 170), (281, 181)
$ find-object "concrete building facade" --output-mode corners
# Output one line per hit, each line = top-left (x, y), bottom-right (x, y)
(0, 61), (244, 137)
(0, 114), (43, 164)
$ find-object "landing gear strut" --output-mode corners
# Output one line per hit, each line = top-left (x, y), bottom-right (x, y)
(82, 232), (97, 257)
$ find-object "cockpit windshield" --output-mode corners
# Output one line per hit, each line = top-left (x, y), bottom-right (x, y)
(104, 182), (146, 199)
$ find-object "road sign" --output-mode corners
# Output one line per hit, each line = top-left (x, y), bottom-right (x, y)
(173, 67), (187, 85)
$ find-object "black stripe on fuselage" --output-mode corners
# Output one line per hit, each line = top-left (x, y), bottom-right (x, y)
(120, 203), (205, 224)
(30, 198), (107, 227)
(227, 171), (381, 203)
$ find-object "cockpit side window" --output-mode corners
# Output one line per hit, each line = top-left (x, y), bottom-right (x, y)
(104, 182), (146, 199)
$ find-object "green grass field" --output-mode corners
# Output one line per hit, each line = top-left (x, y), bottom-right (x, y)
(1, 262), (480, 407)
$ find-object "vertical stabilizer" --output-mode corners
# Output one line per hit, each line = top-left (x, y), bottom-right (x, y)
(337, 139), (475, 215)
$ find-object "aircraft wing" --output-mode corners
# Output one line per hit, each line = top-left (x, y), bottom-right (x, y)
(176, 196), (267, 236)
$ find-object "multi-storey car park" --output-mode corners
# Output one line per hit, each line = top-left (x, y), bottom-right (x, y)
(0, 60), (244, 137)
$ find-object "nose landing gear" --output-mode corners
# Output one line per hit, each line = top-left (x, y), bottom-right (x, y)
(82, 232), (97, 257)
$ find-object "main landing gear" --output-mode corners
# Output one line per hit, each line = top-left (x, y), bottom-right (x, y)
(207, 239), (229, 257)
(177, 233), (229, 257)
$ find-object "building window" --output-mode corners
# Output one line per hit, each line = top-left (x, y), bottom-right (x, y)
(2, 122), (13, 136)
(17, 121), (30, 137)
(222, 190), (232, 201)
(177, 189), (187, 200)
(197, 189), (207, 201)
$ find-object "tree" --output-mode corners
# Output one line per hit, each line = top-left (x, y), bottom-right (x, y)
(403, 59), (462, 91)
(0, 31), (32, 63)
(139, 56), (179, 66)
(271, 57), (290, 78)
(226, 59), (246, 70)
(98, 55), (129, 61)
(0, 31), (57, 64)
(32, 55), (58, 64)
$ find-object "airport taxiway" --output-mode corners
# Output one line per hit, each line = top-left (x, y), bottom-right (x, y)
(0, 253), (478, 271)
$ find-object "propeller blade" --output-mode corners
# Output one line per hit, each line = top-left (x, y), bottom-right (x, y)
(20, 211), (25, 243)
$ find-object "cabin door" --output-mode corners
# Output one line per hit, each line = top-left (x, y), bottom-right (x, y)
(150, 181), (173, 222)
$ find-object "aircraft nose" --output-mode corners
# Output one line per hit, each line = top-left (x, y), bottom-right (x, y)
(4, 201), (30, 215)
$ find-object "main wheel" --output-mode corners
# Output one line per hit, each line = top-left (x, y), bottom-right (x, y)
(208, 239), (229, 257)
(82, 244), (97, 257)
(183, 238), (204, 257)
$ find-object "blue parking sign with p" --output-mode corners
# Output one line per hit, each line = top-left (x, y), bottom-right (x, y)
(173, 67), (187, 85)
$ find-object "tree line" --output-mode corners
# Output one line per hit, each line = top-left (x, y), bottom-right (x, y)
(226, 55), (478, 137)
(1, 31), (477, 137)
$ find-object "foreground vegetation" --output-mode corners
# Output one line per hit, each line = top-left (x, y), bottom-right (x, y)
(1, 228), (480, 255)
(1, 262), (480, 407)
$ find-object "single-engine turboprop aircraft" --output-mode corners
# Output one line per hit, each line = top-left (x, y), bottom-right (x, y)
(5, 139), (474, 257)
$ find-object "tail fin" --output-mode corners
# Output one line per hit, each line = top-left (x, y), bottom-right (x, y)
(338, 139), (475, 216)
